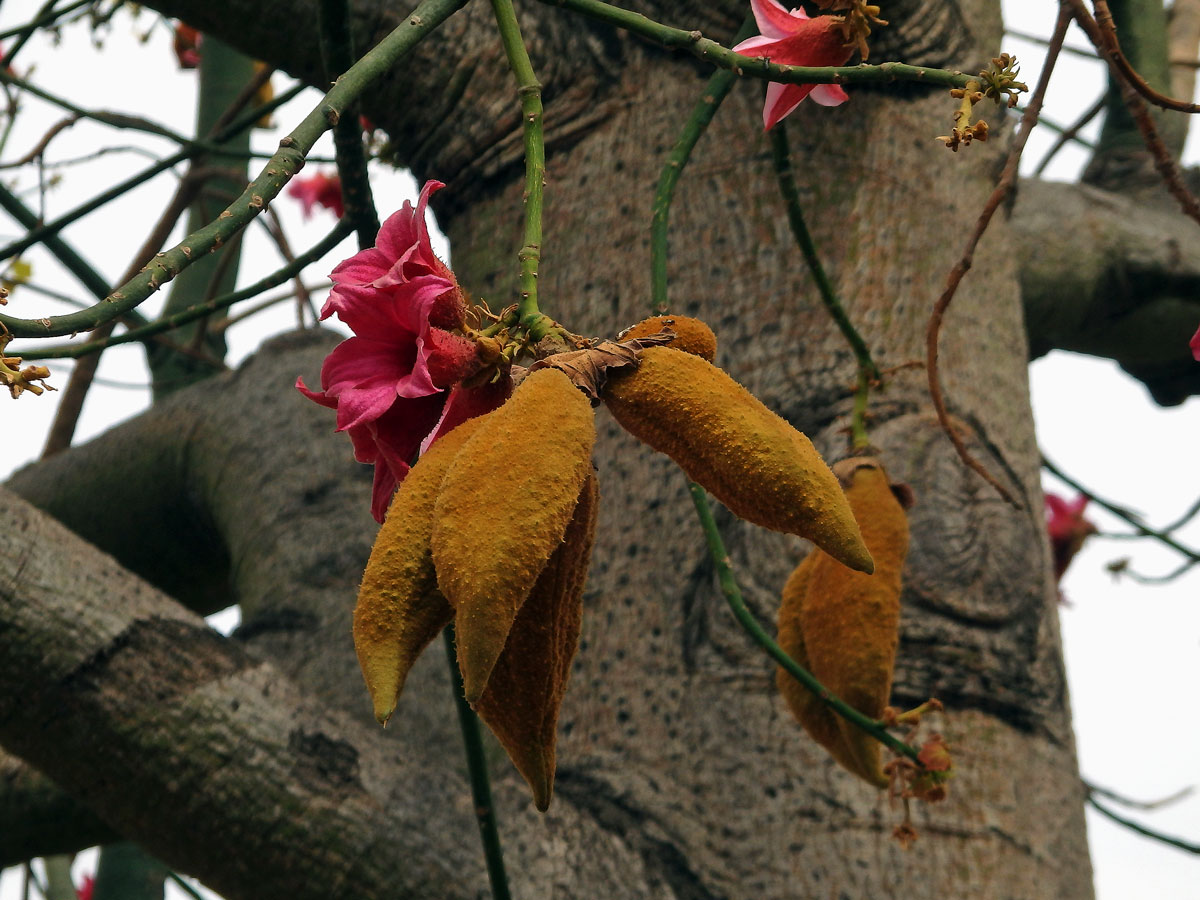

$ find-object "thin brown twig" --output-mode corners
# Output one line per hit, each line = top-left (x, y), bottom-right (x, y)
(0, 114), (81, 169)
(39, 170), (212, 457)
(1067, 0), (1200, 225)
(211, 64), (276, 135)
(1091, 0), (1200, 113)
(925, 5), (1071, 508)
(1033, 93), (1105, 176)
(258, 207), (318, 327)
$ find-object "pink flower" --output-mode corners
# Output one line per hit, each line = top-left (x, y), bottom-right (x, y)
(288, 172), (345, 219)
(1045, 492), (1097, 582)
(173, 23), (201, 69)
(1190, 323), (1200, 361)
(298, 181), (499, 521)
(732, 0), (852, 130)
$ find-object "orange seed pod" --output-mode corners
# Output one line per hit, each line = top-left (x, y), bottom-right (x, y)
(473, 470), (598, 811)
(353, 415), (490, 725)
(621, 315), (717, 362)
(433, 367), (596, 702)
(603, 347), (872, 573)
(776, 457), (911, 787)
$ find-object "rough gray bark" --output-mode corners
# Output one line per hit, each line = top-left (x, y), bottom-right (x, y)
(0, 0), (1136, 897)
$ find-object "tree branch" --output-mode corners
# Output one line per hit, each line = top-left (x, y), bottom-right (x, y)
(1014, 177), (1200, 405)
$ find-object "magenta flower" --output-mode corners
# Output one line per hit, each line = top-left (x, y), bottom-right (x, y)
(297, 180), (495, 522)
(1045, 492), (1096, 582)
(288, 172), (345, 219)
(173, 23), (201, 69)
(1190, 323), (1199, 361)
(732, 0), (852, 130)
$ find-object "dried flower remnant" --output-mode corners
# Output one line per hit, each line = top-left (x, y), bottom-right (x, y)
(297, 180), (499, 522)
(732, 0), (853, 130)
(288, 172), (345, 219)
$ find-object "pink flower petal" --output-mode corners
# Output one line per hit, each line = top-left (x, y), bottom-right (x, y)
(810, 83), (850, 107)
(421, 377), (513, 453)
(297, 180), (476, 521)
(732, 34), (780, 55)
(750, 0), (808, 39)
(763, 81), (812, 130)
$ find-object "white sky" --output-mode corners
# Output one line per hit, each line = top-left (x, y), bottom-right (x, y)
(0, 2), (1197, 899)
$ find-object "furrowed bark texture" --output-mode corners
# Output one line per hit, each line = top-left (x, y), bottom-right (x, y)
(3, 0), (1105, 897)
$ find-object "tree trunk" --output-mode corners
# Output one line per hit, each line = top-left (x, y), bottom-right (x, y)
(2, 0), (1099, 897)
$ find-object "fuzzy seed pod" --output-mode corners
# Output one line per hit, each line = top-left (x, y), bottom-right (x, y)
(775, 457), (911, 787)
(603, 347), (872, 573)
(473, 470), (598, 811)
(433, 367), (596, 702)
(621, 315), (717, 362)
(353, 415), (490, 725)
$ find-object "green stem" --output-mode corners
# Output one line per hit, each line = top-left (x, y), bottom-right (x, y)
(0, 0), (469, 339)
(1042, 455), (1200, 564)
(443, 626), (513, 900)
(13, 221), (354, 360)
(1086, 794), (1200, 854)
(490, 0), (546, 330)
(0, 180), (127, 310)
(0, 0), (92, 44)
(769, 123), (878, 448)
(166, 873), (207, 900)
(540, 0), (977, 90)
(319, 0), (381, 248)
(650, 14), (755, 314)
(0, 79), (306, 267)
(686, 481), (921, 765)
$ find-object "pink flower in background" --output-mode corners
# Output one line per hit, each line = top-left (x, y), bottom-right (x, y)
(1045, 492), (1097, 582)
(298, 181), (495, 522)
(173, 23), (201, 69)
(288, 172), (345, 219)
(1190, 323), (1200, 361)
(732, 0), (852, 130)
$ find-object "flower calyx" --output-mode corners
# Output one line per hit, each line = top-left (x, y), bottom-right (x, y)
(979, 53), (1027, 109)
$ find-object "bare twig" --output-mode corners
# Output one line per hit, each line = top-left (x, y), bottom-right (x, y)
(1033, 94), (1105, 176)
(1091, 0), (1200, 113)
(926, 5), (1071, 508)
(1067, 0), (1200, 226)
(1087, 794), (1200, 854)
(1086, 780), (1195, 811)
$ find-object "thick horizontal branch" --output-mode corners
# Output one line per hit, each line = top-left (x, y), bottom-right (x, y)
(2, 331), (671, 900)
(1014, 177), (1200, 405)
(0, 749), (118, 866)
